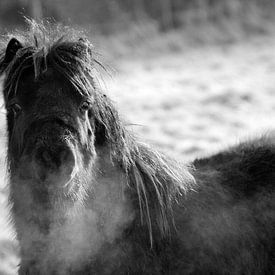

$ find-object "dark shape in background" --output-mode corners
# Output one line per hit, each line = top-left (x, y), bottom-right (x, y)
(1, 0), (275, 60)
(1, 0), (275, 34)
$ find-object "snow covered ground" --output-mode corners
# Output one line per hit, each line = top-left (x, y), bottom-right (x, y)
(1, 34), (275, 274)
(108, 36), (275, 160)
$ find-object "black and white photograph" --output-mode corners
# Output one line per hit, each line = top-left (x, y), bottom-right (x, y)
(0, 1), (274, 274)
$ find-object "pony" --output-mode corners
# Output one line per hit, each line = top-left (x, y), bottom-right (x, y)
(0, 20), (274, 275)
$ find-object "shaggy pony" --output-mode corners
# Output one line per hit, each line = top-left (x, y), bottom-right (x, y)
(0, 20), (274, 275)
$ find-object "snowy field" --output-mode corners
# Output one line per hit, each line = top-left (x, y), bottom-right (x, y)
(1, 34), (275, 274)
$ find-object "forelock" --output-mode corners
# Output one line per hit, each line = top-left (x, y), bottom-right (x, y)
(0, 19), (104, 101)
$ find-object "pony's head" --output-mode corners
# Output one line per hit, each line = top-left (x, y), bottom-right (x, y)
(0, 20), (128, 199)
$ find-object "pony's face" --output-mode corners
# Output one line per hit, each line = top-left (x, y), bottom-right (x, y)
(2, 38), (101, 201)
(10, 69), (95, 184)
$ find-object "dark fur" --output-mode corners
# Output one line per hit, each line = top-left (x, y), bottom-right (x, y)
(0, 20), (274, 275)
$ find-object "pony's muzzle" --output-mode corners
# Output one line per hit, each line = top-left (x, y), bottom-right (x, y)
(33, 145), (76, 183)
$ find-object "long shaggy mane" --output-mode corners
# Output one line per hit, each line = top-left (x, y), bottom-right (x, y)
(0, 19), (195, 246)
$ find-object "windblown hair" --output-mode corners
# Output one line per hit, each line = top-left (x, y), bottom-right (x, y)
(0, 19), (195, 246)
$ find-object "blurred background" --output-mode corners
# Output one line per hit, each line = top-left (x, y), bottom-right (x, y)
(1, 1), (275, 274)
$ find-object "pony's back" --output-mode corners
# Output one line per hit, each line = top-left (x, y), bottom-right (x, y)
(167, 136), (275, 274)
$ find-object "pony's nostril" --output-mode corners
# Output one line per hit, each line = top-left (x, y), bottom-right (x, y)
(38, 148), (59, 168)
(41, 150), (52, 164)
(60, 149), (74, 164)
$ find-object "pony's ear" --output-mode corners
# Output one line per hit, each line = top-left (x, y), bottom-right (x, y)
(3, 38), (23, 65)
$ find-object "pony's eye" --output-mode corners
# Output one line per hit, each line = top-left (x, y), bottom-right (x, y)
(80, 101), (90, 113)
(9, 103), (22, 117)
